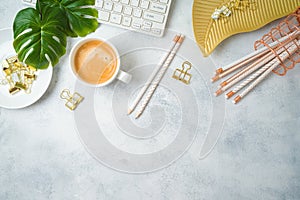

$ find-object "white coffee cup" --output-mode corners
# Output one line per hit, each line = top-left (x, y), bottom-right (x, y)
(69, 38), (132, 87)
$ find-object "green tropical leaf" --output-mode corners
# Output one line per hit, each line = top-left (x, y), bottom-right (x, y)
(38, 0), (99, 37)
(13, 7), (67, 69)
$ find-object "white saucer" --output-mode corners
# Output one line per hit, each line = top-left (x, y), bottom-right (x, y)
(0, 28), (53, 109)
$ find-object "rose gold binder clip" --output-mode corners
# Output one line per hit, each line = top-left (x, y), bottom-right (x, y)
(172, 61), (192, 85)
(60, 89), (84, 111)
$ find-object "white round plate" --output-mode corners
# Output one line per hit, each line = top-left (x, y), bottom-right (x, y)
(0, 28), (53, 109)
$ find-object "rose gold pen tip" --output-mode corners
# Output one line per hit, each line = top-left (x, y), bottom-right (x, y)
(178, 35), (185, 43)
(226, 91), (235, 99)
(127, 109), (133, 115)
(214, 89), (223, 96)
(215, 68), (223, 75)
(233, 96), (241, 104)
(135, 112), (142, 119)
(220, 81), (227, 87)
(211, 76), (220, 82)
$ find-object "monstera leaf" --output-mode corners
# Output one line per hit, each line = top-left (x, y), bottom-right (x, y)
(13, 0), (99, 69)
(13, 7), (67, 69)
(37, 0), (98, 37)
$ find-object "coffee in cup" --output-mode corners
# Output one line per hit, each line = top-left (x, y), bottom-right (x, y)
(70, 38), (131, 87)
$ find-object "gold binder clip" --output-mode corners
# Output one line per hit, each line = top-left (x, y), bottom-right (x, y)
(60, 89), (84, 111)
(172, 61), (192, 85)
(1, 55), (37, 95)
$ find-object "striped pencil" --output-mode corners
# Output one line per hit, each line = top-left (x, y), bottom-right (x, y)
(127, 34), (180, 115)
(135, 34), (185, 119)
(212, 29), (300, 81)
(214, 39), (296, 96)
(233, 39), (300, 104)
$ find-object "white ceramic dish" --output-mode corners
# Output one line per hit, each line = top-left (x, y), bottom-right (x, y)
(0, 28), (53, 109)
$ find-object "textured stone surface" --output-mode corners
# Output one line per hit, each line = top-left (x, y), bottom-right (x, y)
(0, 0), (299, 199)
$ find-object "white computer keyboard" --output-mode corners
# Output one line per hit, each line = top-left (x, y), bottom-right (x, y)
(22, 0), (172, 37)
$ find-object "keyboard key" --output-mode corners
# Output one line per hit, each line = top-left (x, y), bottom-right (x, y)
(110, 13), (122, 24)
(140, 0), (149, 9)
(133, 8), (142, 17)
(123, 6), (133, 15)
(121, 0), (129, 4)
(141, 26), (151, 31)
(143, 21), (152, 26)
(122, 16), (132, 26)
(95, 0), (104, 8)
(113, 4), (123, 12)
(152, 28), (161, 35)
(130, 0), (140, 7)
(98, 10), (110, 21)
(132, 22), (141, 29)
(143, 11), (164, 23)
(24, 0), (171, 37)
(104, 1), (113, 10)
(149, 2), (167, 13)
(159, 0), (168, 3)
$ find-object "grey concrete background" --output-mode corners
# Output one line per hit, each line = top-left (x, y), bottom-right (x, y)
(0, 0), (299, 199)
